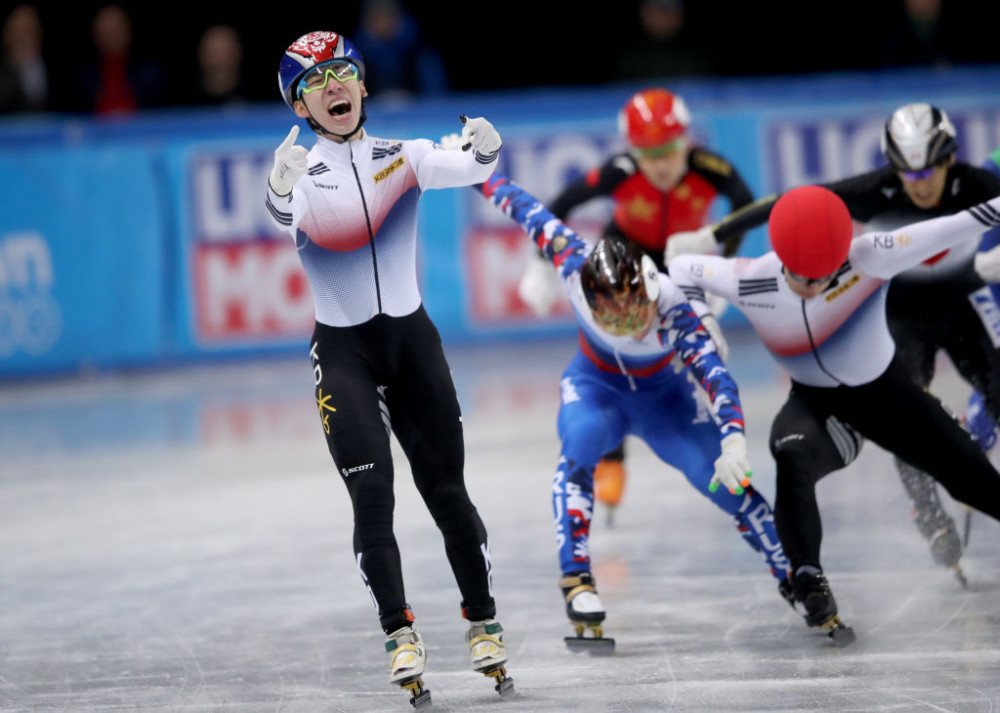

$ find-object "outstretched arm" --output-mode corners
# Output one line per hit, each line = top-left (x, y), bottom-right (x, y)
(852, 197), (1000, 279)
(659, 292), (748, 493)
(478, 174), (588, 279)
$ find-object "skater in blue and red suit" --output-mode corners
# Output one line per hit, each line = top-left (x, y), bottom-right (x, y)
(476, 172), (790, 648)
(518, 88), (756, 520)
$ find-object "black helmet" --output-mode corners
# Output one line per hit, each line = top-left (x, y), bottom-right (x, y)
(881, 103), (957, 172)
(580, 238), (660, 337)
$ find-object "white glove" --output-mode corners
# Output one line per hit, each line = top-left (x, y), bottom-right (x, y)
(709, 433), (752, 495)
(974, 243), (1000, 283)
(701, 313), (729, 362)
(439, 132), (464, 150)
(460, 115), (502, 155)
(269, 125), (309, 196)
(665, 225), (718, 264)
(518, 253), (561, 317)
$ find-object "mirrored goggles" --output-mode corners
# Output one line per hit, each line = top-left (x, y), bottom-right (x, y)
(900, 166), (936, 182)
(632, 137), (687, 160)
(591, 292), (657, 337)
(297, 60), (360, 97)
(898, 158), (948, 182)
(785, 267), (836, 287)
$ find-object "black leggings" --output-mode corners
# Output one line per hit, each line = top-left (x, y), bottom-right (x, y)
(888, 276), (1000, 424)
(311, 307), (495, 633)
(769, 356), (1000, 571)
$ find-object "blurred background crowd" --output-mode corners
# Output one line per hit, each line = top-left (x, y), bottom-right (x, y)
(1, 0), (998, 115)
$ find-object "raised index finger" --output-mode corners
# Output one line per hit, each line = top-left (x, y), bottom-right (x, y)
(279, 125), (300, 149)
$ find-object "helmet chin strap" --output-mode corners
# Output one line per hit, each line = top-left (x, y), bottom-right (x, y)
(305, 101), (367, 141)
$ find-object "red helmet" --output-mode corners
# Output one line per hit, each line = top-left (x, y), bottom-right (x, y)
(618, 89), (691, 149)
(769, 186), (853, 279)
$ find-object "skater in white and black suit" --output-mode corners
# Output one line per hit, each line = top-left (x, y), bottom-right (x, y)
(265, 30), (511, 705)
(669, 104), (1000, 579)
(670, 185), (1000, 641)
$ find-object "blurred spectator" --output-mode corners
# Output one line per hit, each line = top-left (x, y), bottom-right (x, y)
(0, 4), (49, 113)
(352, 0), (448, 100)
(75, 4), (169, 115)
(879, 0), (961, 69)
(615, 0), (713, 81)
(189, 24), (248, 106)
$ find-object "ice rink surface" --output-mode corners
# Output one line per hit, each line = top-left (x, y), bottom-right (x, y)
(2, 332), (999, 712)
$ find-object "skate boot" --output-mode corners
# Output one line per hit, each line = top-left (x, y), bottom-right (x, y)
(594, 458), (627, 526)
(897, 459), (967, 586)
(466, 619), (514, 697)
(386, 626), (431, 708)
(778, 577), (795, 610)
(560, 572), (615, 654)
(791, 567), (854, 646)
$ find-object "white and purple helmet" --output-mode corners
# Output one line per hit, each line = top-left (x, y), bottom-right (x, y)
(881, 103), (957, 172)
(278, 31), (366, 108)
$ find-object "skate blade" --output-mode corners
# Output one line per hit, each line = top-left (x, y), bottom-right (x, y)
(952, 564), (969, 589)
(564, 635), (616, 655)
(398, 676), (431, 708)
(818, 616), (856, 646)
(482, 666), (515, 697)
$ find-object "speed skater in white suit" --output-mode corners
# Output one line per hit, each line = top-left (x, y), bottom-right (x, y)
(268, 30), (512, 707)
(669, 185), (1000, 643)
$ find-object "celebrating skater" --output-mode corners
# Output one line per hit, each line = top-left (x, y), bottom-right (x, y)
(266, 31), (512, 706)
(669, 185), (1000, 642)
(475, 172), (790, 653)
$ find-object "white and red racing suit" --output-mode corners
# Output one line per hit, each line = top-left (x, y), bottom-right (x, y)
(265, 131), (501, 634)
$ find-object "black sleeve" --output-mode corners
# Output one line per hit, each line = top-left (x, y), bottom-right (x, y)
(549, 154), (634, 220)
(712, 194), (779, 247)
(962, 165), (1000, 201)
(821, 168), (893, 223)
(688, 148), (755, 256)
(712, 168), (894, 247)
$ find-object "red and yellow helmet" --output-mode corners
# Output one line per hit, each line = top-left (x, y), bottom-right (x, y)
(617, 89), (691, 150)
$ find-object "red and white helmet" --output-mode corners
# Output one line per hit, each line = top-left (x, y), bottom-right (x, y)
(617, 89), (691, 149)
(278, 31), (366, 108)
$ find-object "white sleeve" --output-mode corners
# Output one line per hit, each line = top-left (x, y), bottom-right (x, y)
(265, 182), (305, 239)
(406, 138), (499, 190)
(668, 254), (740, 317)
(851, 196), (1000, 279)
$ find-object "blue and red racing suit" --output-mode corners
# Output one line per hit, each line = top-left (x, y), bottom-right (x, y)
(479, 174), (789, 581)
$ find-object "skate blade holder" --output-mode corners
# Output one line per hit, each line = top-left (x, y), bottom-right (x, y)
(482, 664), (515, 697)
(565, 622), (616, 655)
(819, 615), (856, 647)
(398, 676), (431, 708)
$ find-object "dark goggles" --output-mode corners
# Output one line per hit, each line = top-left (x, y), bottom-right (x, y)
(297, 60), (360, 98)
(784, 267), (837, 287)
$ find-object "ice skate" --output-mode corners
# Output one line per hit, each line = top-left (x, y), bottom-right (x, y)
(385, 626), (431, 707)
(791, 567), (855, 646)
(929, 525), (968, 587)
(897, 459), (966, 583)
(778, 577), (795, 610)
(560, 572), (615, 654)
(466, 619), (514, 697)
(594, 458), (627, 526)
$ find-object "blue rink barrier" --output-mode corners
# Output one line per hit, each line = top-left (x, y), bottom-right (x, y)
(0, 67), (999, 376)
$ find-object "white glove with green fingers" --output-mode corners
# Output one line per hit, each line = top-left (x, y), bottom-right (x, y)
(709, 433), (752, 495)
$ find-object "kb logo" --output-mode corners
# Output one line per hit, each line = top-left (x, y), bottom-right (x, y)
(0, 231), (62, 357)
